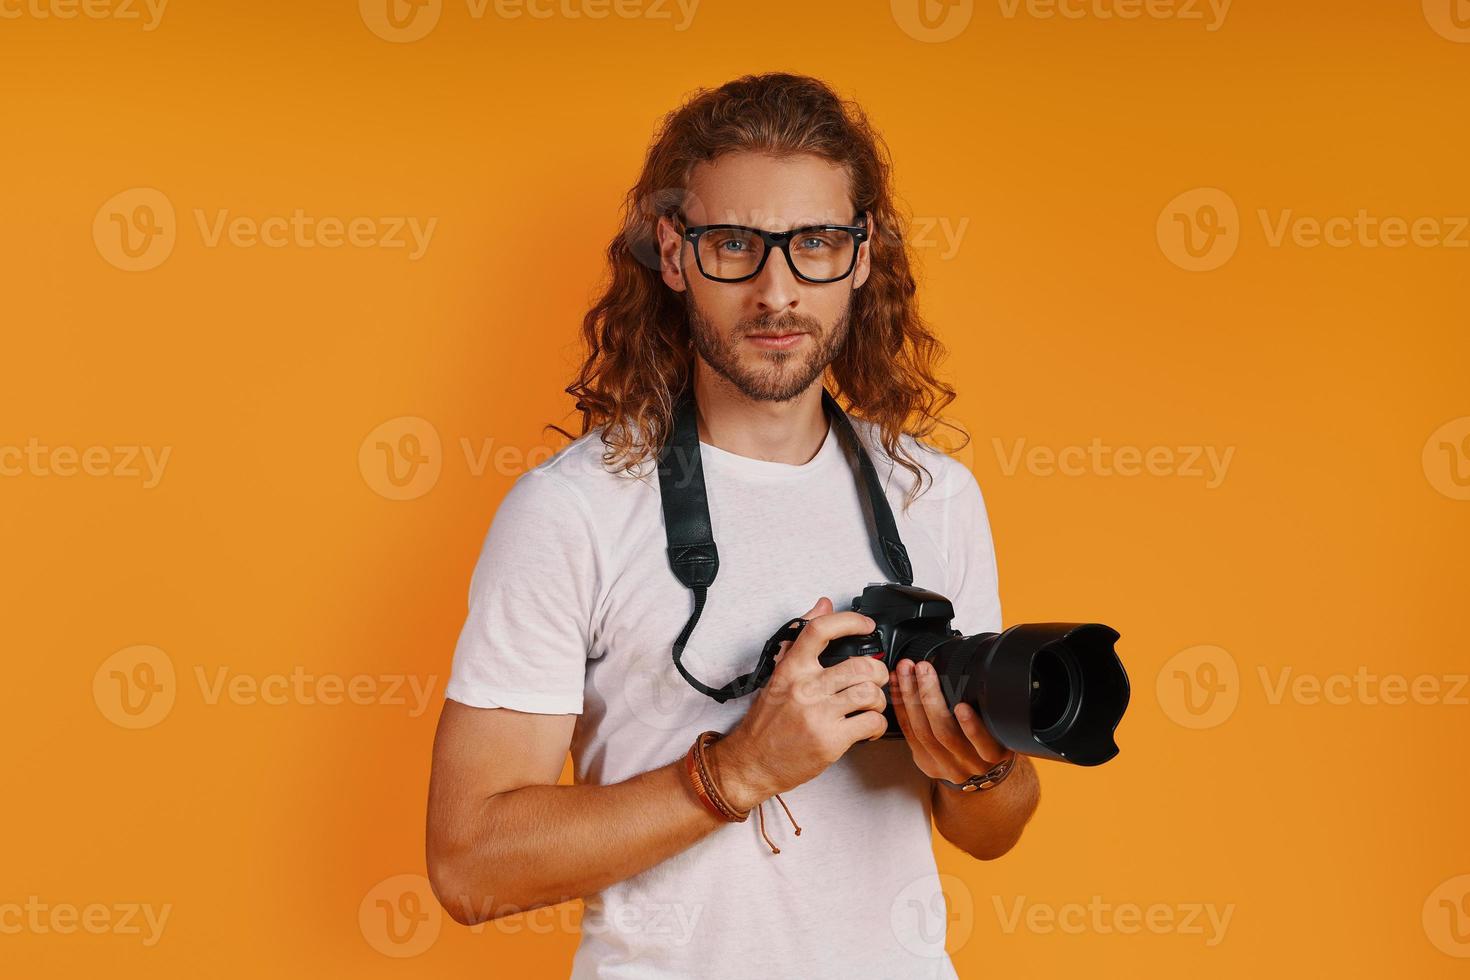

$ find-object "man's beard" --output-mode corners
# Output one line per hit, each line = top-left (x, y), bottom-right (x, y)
(687, 292), (850, 403)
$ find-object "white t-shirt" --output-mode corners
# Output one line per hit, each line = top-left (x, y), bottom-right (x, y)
(446, 411), (1003, 980)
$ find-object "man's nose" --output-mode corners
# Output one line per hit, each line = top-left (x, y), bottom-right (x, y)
(751, 246), (801, 314)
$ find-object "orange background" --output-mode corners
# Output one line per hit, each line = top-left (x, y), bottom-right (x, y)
(3, 0), (1468, 976)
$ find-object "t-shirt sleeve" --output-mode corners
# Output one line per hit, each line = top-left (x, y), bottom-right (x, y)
(942, 461), (1004, 637)
(445, 468), (602, 714)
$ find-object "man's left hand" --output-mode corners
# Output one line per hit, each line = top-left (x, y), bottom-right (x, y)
(888, 658), (1009, 781)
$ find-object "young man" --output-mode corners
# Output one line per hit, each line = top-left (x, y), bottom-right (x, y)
(427, 72), (1039, 979)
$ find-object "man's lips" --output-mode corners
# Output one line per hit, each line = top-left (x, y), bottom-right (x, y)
(746, 330), (809, 349)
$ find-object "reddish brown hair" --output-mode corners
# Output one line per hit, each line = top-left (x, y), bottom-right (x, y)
(549, 71), (966, 507)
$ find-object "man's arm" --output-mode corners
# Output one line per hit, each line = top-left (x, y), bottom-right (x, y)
(426, 699), (734, 925)
(427, 601), (892, 926)
(930, 755), (1039, 860)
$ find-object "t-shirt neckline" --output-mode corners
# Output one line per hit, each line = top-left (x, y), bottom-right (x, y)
(697, 420), (844, 481)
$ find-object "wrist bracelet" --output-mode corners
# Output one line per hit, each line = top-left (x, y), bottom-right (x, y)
(939, 751), (1018, 793)
(685, 731), (748, 822)
(685, 730), (801, 854)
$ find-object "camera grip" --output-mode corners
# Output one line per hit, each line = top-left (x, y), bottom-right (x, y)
(817, 631), (887, 669)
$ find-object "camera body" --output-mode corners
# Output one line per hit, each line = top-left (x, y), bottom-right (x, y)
(815, 583), (967, 740)
(772, 582), (1130, 766)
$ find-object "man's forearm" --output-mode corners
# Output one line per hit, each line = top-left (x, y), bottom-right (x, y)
(930, 755), (1039, 860)
(430, 753), (732, 925)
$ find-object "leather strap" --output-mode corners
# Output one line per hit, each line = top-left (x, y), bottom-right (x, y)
(656, 385), (913, 703)
(821, 388), (914, 585)
(938, 752), (1018, 793)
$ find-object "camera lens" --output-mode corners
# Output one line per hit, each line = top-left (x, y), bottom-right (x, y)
(836, 587), (1129, 766)
(1029, 646), (1075, 733)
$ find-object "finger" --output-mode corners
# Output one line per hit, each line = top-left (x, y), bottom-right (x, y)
(896, 659), (944, 761)
(889, 665), (941, 771)
(840, 709), (888, 745)
(786, 611), (877, 665)
(819, 653), (891, 695)
(953, 701), (1006, 763)
(833, 681), (885, 716)
(912, 660), (986, 770)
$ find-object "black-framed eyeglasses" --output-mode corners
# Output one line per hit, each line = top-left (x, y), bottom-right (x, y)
(676, 211), (869, 284)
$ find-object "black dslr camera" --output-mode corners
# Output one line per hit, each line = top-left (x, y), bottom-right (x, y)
(762, 583), (1130, 766)
(658, 386), (1130, 766)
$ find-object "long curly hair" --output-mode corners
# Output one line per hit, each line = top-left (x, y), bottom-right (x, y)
(548, 71), (966, 508)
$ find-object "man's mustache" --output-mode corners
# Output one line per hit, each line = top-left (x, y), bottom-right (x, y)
(740, 316), (820, 337)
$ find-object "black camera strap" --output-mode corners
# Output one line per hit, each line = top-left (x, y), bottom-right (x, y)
(655, 386), (913, 703)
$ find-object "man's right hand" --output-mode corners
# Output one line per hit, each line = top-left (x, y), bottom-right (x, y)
(709, 596), (891, 812)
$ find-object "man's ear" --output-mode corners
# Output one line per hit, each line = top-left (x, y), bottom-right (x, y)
(853, 212), (874, 291)
(655, 215), (688, 293)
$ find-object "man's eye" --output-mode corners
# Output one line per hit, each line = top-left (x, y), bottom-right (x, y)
(719, 239), (749, 253)
(797, 236), (831, 250)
